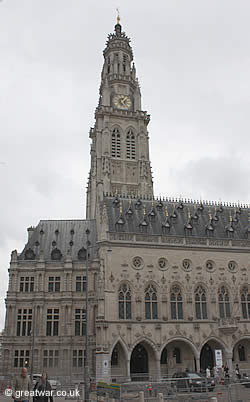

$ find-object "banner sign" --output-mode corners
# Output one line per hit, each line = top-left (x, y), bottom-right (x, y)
(215, 349), (223, 368)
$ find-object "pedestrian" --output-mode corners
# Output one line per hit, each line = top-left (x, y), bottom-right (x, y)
(12, 367), (32, 402)
(148, 383), (152, 397)
(206, 366), (211, 379)
(33, 372), (53, 402)
(235, 364), (241, 380)
(213, 366), (219, 384)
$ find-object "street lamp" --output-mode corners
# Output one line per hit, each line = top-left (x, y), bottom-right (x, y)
(30, 308), (36, 383)
(84, 229), (90, 402)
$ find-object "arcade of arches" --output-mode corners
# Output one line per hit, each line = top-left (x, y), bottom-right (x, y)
(110, 338), (250, 381)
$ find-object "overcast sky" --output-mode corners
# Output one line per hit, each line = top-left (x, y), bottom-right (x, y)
(0, 0), (249, 329)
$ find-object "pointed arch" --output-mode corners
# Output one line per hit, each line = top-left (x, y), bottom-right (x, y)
(240, 285), (250, 319)
(110, 336), (129, 358)
(160, 336), (199, 360)
(170, 283), (183, 320)
(110, 338), (129, 379)
(126, 127), (136, 159)
(194, 284), (208, 320)
(144, 283), (158, 320)
(200, 336), (230, 354)
(111, 125), (122, 158)
(218, 284), (231, 318)
(118, 282), (132, 320)
(129, 336), (159, 360)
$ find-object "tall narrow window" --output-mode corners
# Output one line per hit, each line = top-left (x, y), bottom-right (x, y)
(46, 309), (59, 336)
(48, 277), (60, 292)
(170, 286), (183, 320)
(75, 309), (86, 336)
(20, 277), (34, 292)
(126, 130), (136, 159)
(241, 287), (250, 319)
(123, 54), (127, 73)
(14, 350), (30, 368)
(16, 309), (32, 336)
(218, 286), (231, 318)
(112, 128), (121, 158)
(43, 350), (59, 368)
(76, 276), (87, 292)
(73, 350), (86, 368)
(145, 284), (158, 319)
(118, 283), (131, 319)
(195, 286), (208, 319)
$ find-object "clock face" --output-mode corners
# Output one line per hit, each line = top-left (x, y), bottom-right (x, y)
(113, 94), (132, 110)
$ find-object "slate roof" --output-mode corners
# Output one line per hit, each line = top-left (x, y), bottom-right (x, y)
(104, 195), (250, 240)
(18, 219), (97, 262)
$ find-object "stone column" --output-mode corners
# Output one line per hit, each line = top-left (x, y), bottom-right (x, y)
(126, 359), (130, 381)
(225, 351), (233, 373)
(195, 357), (200, 373)
(155, 359), (161, 381)
(96, 352), (111, 383)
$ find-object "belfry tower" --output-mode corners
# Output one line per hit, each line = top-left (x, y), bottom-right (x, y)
(86, 18), (154, 219)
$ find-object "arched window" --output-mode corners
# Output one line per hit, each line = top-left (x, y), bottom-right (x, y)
(118, 283), (131, 319)
(218, 286), (231, 318)
(173, 348), (181, 364)
(170, 286), (183, 320)
(238, 344), (246, 361)
(112, 128), (121, 158)
(241, 287), (250, 319)
(111, 346), (119, 366)
(195, 285), (208, 319)
(145, 284), (158, 319)
(126, 129), (136, 159)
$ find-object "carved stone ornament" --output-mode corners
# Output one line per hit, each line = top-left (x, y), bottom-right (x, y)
(158, 257), (168, 271)
(132, 256), (144, 270)
(182, 259), (192, 272)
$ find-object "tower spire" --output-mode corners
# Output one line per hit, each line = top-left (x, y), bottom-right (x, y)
(116, 8), (120, 24)
(86, 22), (153, 219)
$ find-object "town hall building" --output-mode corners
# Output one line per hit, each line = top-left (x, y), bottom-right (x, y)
(1, 19), (250, 384)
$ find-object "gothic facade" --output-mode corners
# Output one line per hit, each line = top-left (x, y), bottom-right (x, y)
(1, 21), (250, 383)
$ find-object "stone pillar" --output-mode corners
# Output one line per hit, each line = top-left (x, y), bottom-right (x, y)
(96, 352), (111, 383)
(195, 357), (200, 373)
(139, 391), (144, 402)
(155, 359), (161, 381)
(126, 359), (130, 380)
(225, 351), (233, 373)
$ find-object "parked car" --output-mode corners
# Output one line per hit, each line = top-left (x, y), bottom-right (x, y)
(171, 372), (215, 392)
(48, 378), (61, 390)
(240, 373), (250, 388)
(32, 374), (41, 387)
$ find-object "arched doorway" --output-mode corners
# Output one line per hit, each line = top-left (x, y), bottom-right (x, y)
(130, 343), (148, 381)
(111, 342), (127, 381)
(233, 338), (250, 370)
(160, 339), (198, 377)
(200, 343), (214, 371)
(200, 339), (225, 373)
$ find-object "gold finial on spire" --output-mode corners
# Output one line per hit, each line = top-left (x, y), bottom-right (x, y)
(120, 201), (123, 215)
(209, 212), (212, 221)
(188, 208), (191, 219)
(230, 215), (232, 223)
(165, 207), (168, 217)
(116, 8), (120, 24)
(143, 205), (146, 216)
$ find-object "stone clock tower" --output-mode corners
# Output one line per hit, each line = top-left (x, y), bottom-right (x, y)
(86, 20), (154, 219)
